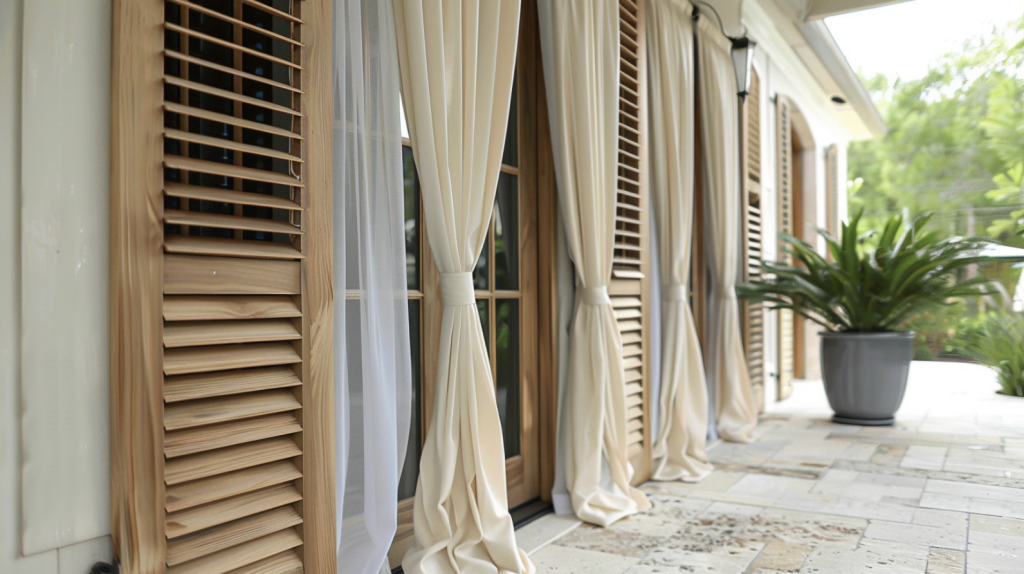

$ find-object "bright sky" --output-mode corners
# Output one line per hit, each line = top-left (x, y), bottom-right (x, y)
(826, 0), (1024, 82)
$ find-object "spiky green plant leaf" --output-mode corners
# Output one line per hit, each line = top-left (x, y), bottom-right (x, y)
(737, 210), (1012, 333)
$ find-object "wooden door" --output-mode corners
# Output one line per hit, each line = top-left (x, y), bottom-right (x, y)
(110, 0), (334, 572)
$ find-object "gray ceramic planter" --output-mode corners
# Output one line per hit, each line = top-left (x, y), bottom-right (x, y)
(820, 331), (915, 426)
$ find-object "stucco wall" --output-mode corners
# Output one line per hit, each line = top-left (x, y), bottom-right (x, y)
(0, 1), (113, 572)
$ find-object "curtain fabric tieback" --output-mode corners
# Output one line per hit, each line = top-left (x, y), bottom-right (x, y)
(580, 286), (612, 306)
(664, 284), (688, 302)
(440, 272), (476, 306)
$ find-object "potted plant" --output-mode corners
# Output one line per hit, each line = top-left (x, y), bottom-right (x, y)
(738, 210), (996, 425)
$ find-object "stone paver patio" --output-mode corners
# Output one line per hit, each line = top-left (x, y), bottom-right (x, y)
(517, 361), (1024, 573)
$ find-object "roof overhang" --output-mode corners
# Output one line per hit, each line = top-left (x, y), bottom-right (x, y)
(747, 0), (887, 139)
(795, 18), (887, 138)
(803, 0), (913, 20)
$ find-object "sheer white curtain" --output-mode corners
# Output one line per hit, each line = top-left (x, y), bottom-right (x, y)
(393, 2), (532, 573)
(696, 16), (757, 444)
(335, 0), (413, 573)
(538, 0), (650, 527)
(647, 0), (715, 481)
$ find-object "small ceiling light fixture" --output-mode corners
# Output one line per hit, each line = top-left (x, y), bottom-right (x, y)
(831, 95), (847, 104)
(692, 1), (756, 98)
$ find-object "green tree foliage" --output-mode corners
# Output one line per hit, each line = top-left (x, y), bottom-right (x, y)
(846, 12), (1024, 359)
(847, 13), (1024, 242)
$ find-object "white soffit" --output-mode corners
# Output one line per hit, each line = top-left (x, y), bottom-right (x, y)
(804, 0), (912, 20)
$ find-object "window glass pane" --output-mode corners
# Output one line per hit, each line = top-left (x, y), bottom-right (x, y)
(404, 146), (420, 290)
(397, 299), (421, 500)
(477, 299), (489, 355)
(495, 299), (520, 457)
(494, 173), (518, 291)
(400, 94), (410, 139)
(502, 78), (518, 168)
(473, 236), (490, 290)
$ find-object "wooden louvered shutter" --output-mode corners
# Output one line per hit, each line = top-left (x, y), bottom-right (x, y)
(825, 144), (840, 239)
(775, 96), (795, 401)
(741, 70), (765, 412)
(614, 0), (651, 484)
(111, 1), (334, 573)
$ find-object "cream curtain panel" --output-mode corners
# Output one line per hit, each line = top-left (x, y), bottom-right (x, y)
(646, 0), (715, 482)
(695, 17), (758, 443)
(537, 0), (650, 527)
(393, 1), (533, 573)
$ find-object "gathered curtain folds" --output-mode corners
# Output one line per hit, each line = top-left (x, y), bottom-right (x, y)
(695, 17), (758, 443)
(537, 0), (650, 527)
(392, 1), (533, 573)
(646, 0), (715, 482)
(334, 0), (413, 572)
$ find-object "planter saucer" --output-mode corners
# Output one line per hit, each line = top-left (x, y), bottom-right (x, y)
(831, 415), (894, 426)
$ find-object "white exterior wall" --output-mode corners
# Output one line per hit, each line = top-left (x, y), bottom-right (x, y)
(0, 1), (113, 572)
(744, 0), (853, 397)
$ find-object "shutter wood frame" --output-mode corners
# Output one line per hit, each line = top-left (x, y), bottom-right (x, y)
(614, 0), (652, 486)
(775, 95), (794, 401)
(110, 1), (335, 572)
(741, 69), (765, 412)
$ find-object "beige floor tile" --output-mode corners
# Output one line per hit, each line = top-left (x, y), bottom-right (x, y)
(517, 513), (582, 555)
(531, 544), (640, 574)
(638, 541), (764, 574)
(747, 541), (810, 571)
(864, 519), (966, 550)
(926, 547), (965, 574)
(802, 538), (929, 574)
(966, 546), (1022, 574)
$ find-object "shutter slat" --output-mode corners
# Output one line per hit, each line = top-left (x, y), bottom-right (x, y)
(165, 437), (301, 486)
(166, 484), (302, 539)
(163, 23), (302, 70)
(164, 390), (301, 431)
(165, 528), (302, 574)
(165, 183), (303, 212)
(165, 256), (301, 296)
(240, 0), (305, 24)
(163, 51), (303, 94)
(165, 461), (302, 513)
(224, 550), (303, 574)
(165, 209), (303, 236)
(164, 296), (302, 322)
(166, 506), (302, 566)
(165, 129), (303, 163)
(164, 156), (303, 188)
(164, 236), (305, 261)
(164, 76), (300, 117)
(163, 103), (301, 141)
(164, 366), (302, 403)
(164, 0), (304, 47)
(164, 319), (301, 348)
(165, 413), (303, 459)
(164, 343), (302, 376)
